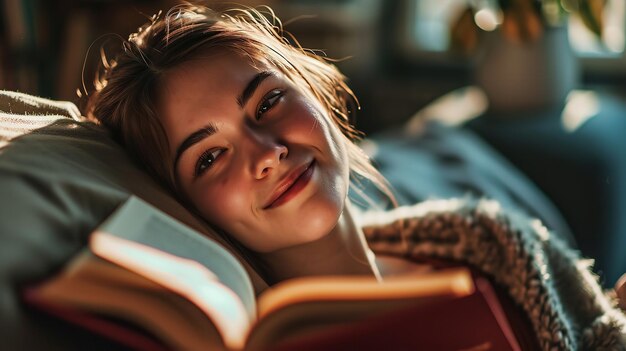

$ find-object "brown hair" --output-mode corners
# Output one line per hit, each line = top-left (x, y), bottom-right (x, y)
(87, 4), (394, 206)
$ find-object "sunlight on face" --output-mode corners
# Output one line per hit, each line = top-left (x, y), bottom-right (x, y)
(157, 52), (350, 253)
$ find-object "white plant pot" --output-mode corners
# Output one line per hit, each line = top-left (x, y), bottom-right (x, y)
(473, 26), (580, 116)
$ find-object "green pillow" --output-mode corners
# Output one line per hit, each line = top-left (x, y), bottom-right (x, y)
(0, 90), (267, 350)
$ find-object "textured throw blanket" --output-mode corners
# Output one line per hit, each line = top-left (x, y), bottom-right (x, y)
(359, 199), (626, 350)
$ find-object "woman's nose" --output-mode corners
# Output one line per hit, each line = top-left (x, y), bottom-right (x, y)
(250, 138), (288, 179)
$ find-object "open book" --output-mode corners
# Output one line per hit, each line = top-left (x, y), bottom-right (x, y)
(23, 196), (522, 351)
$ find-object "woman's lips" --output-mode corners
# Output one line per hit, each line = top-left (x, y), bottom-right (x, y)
(264, 161), (315, 209)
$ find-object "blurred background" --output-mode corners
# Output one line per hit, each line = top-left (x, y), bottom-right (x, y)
(2, 0), (625, 128)
(1, 0), (625, 284)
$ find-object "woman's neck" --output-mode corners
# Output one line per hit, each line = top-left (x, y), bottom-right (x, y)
(257, 202), (381, 284)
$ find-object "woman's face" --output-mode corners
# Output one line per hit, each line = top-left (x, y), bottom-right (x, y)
(158, 52), (350, 253)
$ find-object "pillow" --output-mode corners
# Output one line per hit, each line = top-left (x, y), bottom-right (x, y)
(0, 90), (268, 350)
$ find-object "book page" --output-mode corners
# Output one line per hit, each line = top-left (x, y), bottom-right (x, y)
(257, 268), (474, 318)
(91, 233), (250, 350)
(29, 251), (225, 351)
(247, 268), (474, 350)
(94, 196), (255, 318)
(89, 196), (256, 350)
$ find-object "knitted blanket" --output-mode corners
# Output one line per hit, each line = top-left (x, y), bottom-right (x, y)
(359, 199), (626, 350)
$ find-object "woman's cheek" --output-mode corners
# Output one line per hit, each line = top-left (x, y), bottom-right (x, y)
(201, 182), (249, 223)
(183, 167), (266, 251)
(301, 97), (346, 157)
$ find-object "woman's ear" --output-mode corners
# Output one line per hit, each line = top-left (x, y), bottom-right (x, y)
(616, 273), (626, 311)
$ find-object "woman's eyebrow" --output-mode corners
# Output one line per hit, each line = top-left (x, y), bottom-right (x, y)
(237, 71), (273, 108)
(173, 122), (219, 171)
(172, 71), (272, 171)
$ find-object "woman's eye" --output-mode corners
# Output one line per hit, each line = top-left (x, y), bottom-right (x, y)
(256, 89), (283, 120)
(195, 148), (225, 177)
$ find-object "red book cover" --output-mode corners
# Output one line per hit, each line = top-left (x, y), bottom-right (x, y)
(269, 276), (530, 351)
(22, 287), (170, 351)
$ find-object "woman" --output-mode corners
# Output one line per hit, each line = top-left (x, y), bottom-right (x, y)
(87, 4), (626, 349)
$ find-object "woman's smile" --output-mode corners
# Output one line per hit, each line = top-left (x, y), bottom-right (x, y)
(264, 160), (315, 209)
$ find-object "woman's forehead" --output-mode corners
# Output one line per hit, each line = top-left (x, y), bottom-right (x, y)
(173, 51), (262, 82)
(159, 54), (259, 110)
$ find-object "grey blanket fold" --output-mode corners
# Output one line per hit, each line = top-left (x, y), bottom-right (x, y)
(359, 199), (626, 350)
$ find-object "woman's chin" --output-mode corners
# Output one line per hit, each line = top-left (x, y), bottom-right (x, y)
(259, 210), (343, 253)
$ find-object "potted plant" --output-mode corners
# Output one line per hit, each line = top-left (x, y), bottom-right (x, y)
(450, 0), (605, 115)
